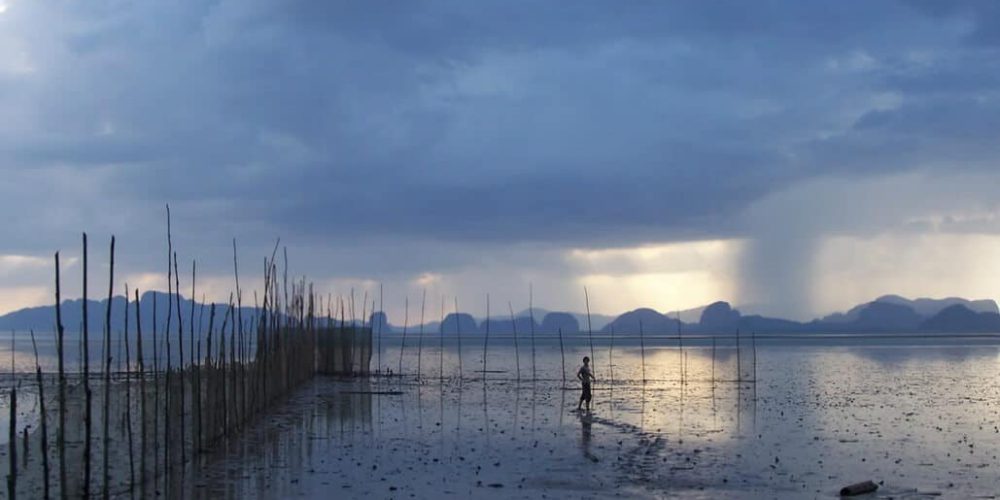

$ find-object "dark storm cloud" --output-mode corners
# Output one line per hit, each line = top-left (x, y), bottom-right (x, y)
(2, 0), (1000, 306)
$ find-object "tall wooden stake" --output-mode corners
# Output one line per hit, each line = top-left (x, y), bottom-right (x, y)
(398, 297), (408, 375)
(557, 327), (566, 386)
(528, 285), (536, 381)
(172, 252), (185, 464)
(482, 294), (489, 383)
(377, 284), (383, 377)
(584, 287), (596, 379)
(639, 320), (647, 384)
(508, 302), (520, 383)
(7, 333), (16, 500)
(54, 253), (67, 500)
(453, 297), (462, 379)
(135, 289), (146, 494)
(102, 236), (114, 500)
(82, 232), (92, 499)
(417, 289), (426, 380)
(123, 285), (135, 493)
(31, 330), (50, 499)
(439, 297), (445, 382)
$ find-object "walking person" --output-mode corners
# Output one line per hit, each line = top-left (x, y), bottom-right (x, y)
(576, 356), (595, 411)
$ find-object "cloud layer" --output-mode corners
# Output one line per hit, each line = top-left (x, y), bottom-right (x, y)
(2, 1), (1000, 318)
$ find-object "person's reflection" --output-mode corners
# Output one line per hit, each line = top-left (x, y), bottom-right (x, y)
(578, 410), (598, 463)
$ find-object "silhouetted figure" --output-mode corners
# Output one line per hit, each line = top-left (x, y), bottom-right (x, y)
(576, 356), (594, 411)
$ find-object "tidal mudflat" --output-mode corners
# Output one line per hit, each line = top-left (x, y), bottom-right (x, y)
(175, 337), (1000, 499)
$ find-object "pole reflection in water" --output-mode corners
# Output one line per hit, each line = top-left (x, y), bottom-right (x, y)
(176, 336), (776, 498)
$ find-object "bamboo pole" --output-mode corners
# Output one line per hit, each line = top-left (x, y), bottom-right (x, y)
(752, 330), (758, 402)
(398, 297), (408, 375)
(8, 333), (16, 500)
(508, 302), (520, 383)
(360, 290), (368, 375)
(54, 253), (67, 500)
(639, 320), (646, 384)
(528, 285), (535, 381)
(453, 297), (462, 379)
(736, 329), (742, 383)
(31, 330), (49, 499)
(711, 336), (716, 388)
(439, 296), (445, 382)
(82, 232), (92, 499)
(172, 252), (185, 465)
(608, 325), (615, 391)
(151, 290), (159, 488)
(232, 239), (243, 430)
(377, 284), (383, 377)
(190, 261), (199, 453)
(164, 207), (173, 490)
(677, 313), (683, 386)
(482, 294), (489, 383)
(102, 236), (114, 500)
(417, 290), (426, 379)
(557, 327), (565, 386)
(134, 289), (146, 494)
(583, 287), (595, 379)
(123, 285), (135, 493)
(204, 304), (215, 448)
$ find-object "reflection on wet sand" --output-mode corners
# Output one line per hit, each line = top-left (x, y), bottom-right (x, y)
(578, 410), (598, 463)
(176, 341), (1000, 499)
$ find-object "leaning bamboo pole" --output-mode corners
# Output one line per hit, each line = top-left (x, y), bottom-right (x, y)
(123, 285), (135, 492)
(584, 287), (596, 379)
(54, 252), (67, 500)
(172, 252), (186, 464)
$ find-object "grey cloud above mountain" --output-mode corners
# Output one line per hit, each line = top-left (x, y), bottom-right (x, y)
(3, 1), (1000, 318)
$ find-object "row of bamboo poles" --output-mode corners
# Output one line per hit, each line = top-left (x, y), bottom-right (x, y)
(3, 221), (335, 499)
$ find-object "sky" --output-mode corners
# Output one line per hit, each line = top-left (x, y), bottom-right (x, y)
(2, 0), (1000, 321)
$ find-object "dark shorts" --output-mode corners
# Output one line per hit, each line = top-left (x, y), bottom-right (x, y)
(580, 383), (592, 402)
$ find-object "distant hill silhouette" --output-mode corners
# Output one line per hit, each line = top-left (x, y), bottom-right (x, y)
(539, 312), (580, 334)
(920, 304), (1000, 332)
(822, 295), (998, 323)
(4, 293), (999, 335)
(440, 313), (479, 334)
(0, 291), (259, 337)
(478, 316), (537, 334)
(601, 308), (680, 334)
(515, 308), (615, 331)
(699, 301), (740, 331)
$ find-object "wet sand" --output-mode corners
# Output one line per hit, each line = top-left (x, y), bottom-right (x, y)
(176, 339), (1000, 499)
